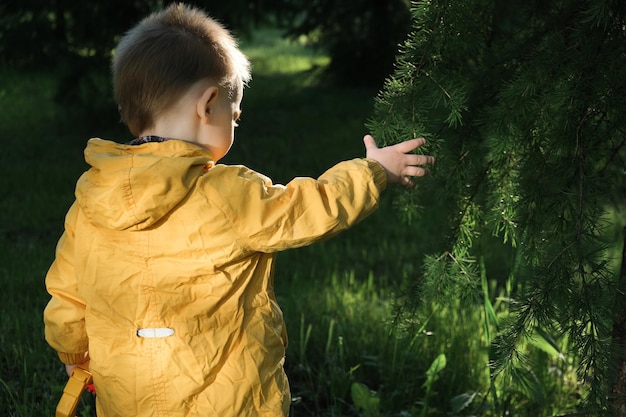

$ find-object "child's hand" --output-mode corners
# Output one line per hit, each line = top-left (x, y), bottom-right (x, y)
(65, 353), (90, 376)
(363, 134), (434, 188)
(65, 363), (76, 377)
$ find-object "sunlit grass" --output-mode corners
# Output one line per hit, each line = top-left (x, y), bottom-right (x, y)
(241, 28), (329, 75)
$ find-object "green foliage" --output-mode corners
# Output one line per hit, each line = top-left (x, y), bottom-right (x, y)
(0, 0), (276, 70)
(421, 353), (446, 417)
(0, 0), (410, 90)
(281, 0), (412, 86)
(0, 1), (147, 69)
(368, 0), (626, 414)
(0, 1), (286, 131)
(351, 382), (380, 417)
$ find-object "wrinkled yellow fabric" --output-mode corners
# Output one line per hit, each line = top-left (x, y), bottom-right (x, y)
(44, 138), (387, 417)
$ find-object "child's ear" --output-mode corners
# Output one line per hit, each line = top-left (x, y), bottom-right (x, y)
(197, 86), (219, 123)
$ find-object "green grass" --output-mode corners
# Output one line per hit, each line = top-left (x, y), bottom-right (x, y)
(0, 30), (584, 416)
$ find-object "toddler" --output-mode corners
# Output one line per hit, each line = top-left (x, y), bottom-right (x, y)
(44, 3), (434, 416)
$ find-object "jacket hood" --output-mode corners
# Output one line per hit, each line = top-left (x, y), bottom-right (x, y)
(75, 138), (213, 231)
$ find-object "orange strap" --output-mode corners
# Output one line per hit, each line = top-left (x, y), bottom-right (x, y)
(55, 362), (93, 417)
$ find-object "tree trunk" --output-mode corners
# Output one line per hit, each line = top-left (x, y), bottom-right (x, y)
(611, 226), (626, 415)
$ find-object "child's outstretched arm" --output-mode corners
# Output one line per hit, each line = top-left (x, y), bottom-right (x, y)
(363, 134), (434, 188)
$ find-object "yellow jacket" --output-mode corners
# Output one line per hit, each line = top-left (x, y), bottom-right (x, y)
(44, 138), (387, 416)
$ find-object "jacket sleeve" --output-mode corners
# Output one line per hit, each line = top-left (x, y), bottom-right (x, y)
(43, 202), (89, 365)
(205, 158), (387, 252)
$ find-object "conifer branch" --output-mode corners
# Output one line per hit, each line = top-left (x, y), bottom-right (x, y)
(368, 0), (626, 413)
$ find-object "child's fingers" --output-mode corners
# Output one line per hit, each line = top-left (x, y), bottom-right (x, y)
(403, 166), (431, 177)
(398, 170), (428, 189)
(400, 176), (416, 188)
(363, 134), (379, 150)
(405, 153), (435, 167)
(392, 137), (426, 153)
(402, 153), (432, 178)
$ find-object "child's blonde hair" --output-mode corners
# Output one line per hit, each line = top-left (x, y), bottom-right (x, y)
(112, 3), (251, 136)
